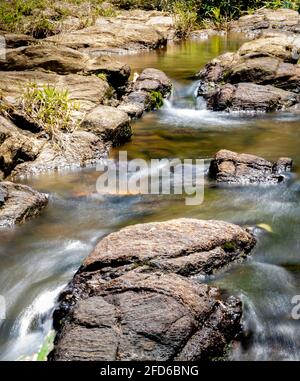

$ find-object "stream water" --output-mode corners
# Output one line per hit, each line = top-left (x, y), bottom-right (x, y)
(1, 35), (300, 361)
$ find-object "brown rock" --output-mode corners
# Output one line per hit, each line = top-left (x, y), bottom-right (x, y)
(9, 131), (108, 179)
(0, 181), (48, 228)
(1, 45), (131, 88)
(45, 17), (167, 54)
(50, 218), (256, 361)
(50, 271), (242, 361)
(207, 83), (299, 112)
(80, 105), (132, 146)
(209, 149), (293, 185)
(0, 71), (110, 113)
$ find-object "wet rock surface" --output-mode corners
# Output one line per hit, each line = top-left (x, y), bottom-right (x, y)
(209, 149), (293, 185)
(9, 131), (108, 180)
(0, 181), (48, 228)
(50, 218), (256, 361)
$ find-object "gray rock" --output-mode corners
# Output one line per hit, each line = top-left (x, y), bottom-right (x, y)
(50, 218), (256, 361)
(0, 181), (48, 228)
(209, 149), (293, 185)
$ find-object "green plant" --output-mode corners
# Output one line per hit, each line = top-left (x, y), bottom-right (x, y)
(97, 72), (108, 81)
(36, 331), (55, 361)
(27, 15), (56, 38)
(172, 0), (198, 39)
(20, 82), (80, 145)
(150, 90), (164, 109)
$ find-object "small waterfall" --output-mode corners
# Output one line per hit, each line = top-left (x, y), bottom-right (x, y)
(1, 285), (64, 360)
(161, 81), (242, 127)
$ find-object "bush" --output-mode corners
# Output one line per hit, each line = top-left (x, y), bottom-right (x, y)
(20, 83), (80, 144)
(172, 1), (198, 38)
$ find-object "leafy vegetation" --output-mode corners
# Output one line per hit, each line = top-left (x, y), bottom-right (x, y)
(0, 0), (117, 36)
(113, 0), (300, 30)
(19, 82), (80, 144)
(172, 1), (198, 38)
(0, 0), (299, 36)
(150, 90), (164, 109)
(36, 331), (55, 361)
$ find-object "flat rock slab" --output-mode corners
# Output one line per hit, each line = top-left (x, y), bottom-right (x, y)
(0, 181), (48, 227)
(1, 45), (131, 87)
(45, 17), (167, 54)
(230, 8), (300, 35)
(50, 218), (256, 361)
(209, 149), (293, 185)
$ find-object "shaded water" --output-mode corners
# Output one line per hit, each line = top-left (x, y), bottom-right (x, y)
(1, 36), (300, 360)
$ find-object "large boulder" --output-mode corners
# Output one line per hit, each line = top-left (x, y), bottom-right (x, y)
(206, 83), (299, 112)
(9, 131), (108, 180)
(0, 116), (43, 179)
(50, 218), (256, 361)
(0, 181), (48, 228)
(226, 56), (300, 93)
(209, 149), (293, 185)
(0, 45), (131, 88)
(237, 33), (300, 63)
(50, 272), (242, 361)
(80, 105), (132, 146)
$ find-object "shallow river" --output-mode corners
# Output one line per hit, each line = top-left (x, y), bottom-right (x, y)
(1, 35), (300, 361)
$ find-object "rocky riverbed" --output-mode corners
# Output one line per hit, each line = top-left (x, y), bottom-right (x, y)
(0, 6), (300, 361)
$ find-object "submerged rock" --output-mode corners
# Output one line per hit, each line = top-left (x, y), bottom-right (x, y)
(209, 149), (293, 185)
(0, 181), (48, 228)
(50, 218), (256, 361)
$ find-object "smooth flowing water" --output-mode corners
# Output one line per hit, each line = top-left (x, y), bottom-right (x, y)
(1, 35), (300, 361)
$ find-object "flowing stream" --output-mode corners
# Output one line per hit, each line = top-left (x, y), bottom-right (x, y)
(1, 35), (300, 361)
